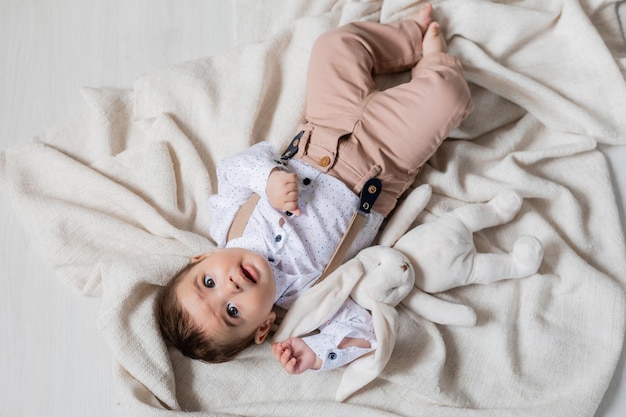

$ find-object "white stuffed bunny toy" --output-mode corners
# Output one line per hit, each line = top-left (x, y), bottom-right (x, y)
(273, 184), (544, 401)
(381, 184), (545, 327)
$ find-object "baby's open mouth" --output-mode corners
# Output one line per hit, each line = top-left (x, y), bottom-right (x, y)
(241, 265), (257, 284)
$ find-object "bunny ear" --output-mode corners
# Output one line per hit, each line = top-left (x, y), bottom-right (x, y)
(378, 184), (432, 247)
(272, 258), (365, 343)
(335, 302), (399, 402)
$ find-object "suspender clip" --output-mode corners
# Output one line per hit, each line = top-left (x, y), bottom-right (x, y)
(359, 178), (382, 214)
(281, 130), (304, 160)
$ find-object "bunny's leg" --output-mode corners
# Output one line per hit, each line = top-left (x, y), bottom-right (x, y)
(468, 236), (544, 284)
(452, 190), (522, 233)
(402, 287), (477, 327)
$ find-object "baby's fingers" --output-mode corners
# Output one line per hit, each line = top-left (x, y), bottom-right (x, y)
(267, 170), (302, 215)
(288, 207), (302, 217)
(284, 357), (298, 374)
(281, 181), (301, 216)
(279, 349), (299, 374)
(272, 342), (294, 369)
(271, 342), (284, 359)
(275, 172), (299, 191)
(283, 196), (301, 216)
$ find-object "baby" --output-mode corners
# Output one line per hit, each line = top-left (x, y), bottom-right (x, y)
(158, 4), (473, 373)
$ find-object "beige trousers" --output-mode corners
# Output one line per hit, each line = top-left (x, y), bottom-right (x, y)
(295, 20), (473, 216)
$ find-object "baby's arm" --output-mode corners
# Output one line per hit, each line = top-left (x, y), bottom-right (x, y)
(215, 142), (302, 214)
(209, 143), (287, 245)
(272, 299), (376, 373)
(272, 336), (371, 374)
(215, 142), (286, 200)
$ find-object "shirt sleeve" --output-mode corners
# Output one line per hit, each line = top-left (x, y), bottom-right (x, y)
(301, 298), (377, 371)
(208, 142), (284, 245)
(215, 142), (284, 198)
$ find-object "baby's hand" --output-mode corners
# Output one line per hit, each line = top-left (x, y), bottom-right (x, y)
(266, 169), (302, 216)
(271, 338), (322, 374)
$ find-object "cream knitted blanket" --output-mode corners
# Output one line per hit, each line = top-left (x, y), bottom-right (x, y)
(1, 0), (625, 416)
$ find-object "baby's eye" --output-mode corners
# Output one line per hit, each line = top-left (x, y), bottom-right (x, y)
(203, 276), (215, 288)
(227, 303), (240, 318)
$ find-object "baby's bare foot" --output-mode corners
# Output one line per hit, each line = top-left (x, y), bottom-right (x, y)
(409, 3), (433, 35)
(422, 22), (447, 55)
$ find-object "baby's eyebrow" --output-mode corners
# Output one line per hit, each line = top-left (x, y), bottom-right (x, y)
(193, 276), (203, 298)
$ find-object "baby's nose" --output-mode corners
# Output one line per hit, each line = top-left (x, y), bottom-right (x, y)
(229, 276), (241, 291)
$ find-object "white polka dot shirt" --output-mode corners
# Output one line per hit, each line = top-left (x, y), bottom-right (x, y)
(208, 142), (383, 370)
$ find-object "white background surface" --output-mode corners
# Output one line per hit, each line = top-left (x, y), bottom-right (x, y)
(0, 1), (624, 416)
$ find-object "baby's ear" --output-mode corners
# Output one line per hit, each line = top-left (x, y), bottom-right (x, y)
(191, 250), (218, 263)
(254, 311), (277, 344)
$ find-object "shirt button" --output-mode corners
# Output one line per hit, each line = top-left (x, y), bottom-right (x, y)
(328, 352), (337, 360)
(268, 257), (274, 263)
(275, 235), (282, 242)
(319, 156), (331, 167)
(303, 178), (311, 185)
(285, 211), (293, 216)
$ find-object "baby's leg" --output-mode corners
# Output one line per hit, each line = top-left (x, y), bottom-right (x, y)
(304, 19), (427, 127)
(298, 13), (439, 208)
(298, 6), (472, 215)
(356, 22), (473, 195)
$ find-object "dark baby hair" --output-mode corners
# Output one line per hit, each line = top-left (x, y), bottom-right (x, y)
(156, 262), (256, 363)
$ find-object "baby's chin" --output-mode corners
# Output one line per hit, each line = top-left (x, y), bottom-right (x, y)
(257, 259), (277, 301)
(267, 272), (278, 301)
(258, 257), (276, 284)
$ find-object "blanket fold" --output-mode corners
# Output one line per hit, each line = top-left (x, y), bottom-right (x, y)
(1, 0), (625, 416)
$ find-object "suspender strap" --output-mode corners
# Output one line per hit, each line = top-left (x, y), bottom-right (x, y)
(313, 210), (366, 285)
(314, 177), (381, 285)
(226, 193), (260, 242)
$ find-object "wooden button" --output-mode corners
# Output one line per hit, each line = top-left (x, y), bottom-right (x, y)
(319, 156), (331, 167)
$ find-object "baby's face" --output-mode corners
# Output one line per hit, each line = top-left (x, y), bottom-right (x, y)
(175, 247), (277, 346)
